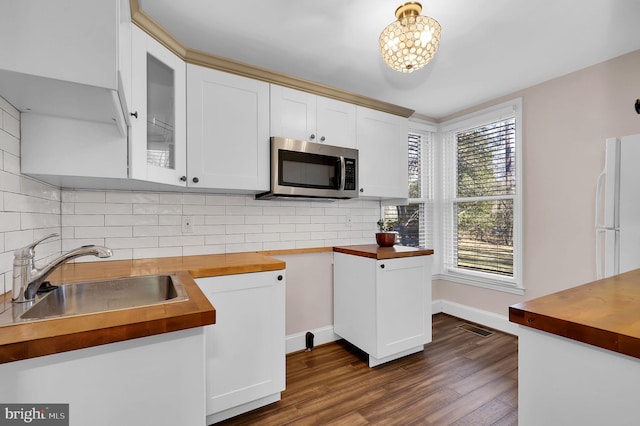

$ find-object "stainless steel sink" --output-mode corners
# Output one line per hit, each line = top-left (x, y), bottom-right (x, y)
(20, 274), (188, 320)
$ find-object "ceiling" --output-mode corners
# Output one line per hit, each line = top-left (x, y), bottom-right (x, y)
(139, 0), (640, 120)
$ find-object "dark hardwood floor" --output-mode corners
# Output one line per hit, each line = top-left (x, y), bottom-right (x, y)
(217, 313), (518, 425)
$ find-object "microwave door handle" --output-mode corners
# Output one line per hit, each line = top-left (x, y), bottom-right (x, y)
(339, 156), (346, 190)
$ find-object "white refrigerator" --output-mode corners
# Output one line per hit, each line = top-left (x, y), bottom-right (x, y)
(595, 134), (640, 279)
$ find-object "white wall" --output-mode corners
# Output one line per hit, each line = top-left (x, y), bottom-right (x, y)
(0, 97), (60, 311)
(436, 49), (640, 317)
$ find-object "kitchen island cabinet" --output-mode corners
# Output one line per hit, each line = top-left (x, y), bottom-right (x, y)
(509, 269), (640, 425)
(333, 245), (434, 367)
(196, 270), (286, 424)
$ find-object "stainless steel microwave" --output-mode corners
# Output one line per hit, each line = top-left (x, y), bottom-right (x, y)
(256, 137), (359, 200)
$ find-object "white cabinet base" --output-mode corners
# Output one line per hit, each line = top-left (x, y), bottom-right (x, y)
(196, 271), (285, 423)
(207, 393), (280, 425)
(368, 345), (424, 367)
(518, 326), (640, 426)
(334, 252), (432, 367)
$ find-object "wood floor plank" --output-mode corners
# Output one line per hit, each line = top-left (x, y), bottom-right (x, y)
(216, 314), (518, 426)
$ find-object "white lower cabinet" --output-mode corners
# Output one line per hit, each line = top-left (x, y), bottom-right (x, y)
(334, 252), (432, 367)
(196, 270), (286, 424)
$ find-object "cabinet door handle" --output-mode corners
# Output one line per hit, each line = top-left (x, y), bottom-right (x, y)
(359, 188), (364, 193)
(277, 275), (283, 281)
(180, 176), (187, 182)
(130, 111), (138, 119)
(380, 264), (385, 269)
(192, 177), (200, 183)
(309, 134), (315, 140)
(320, 136), (326, 142)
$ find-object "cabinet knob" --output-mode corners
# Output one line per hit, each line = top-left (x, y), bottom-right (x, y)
(277, 275), (283, 281)
(310, 134), (315, 140)
(130, 111), (138, 119)
(192, 177), (200, 183)
(320, 136), (326, 142)
(180, 176), (187, 182)
(380, 264), (385, 269)
(359, 188), (364, 193)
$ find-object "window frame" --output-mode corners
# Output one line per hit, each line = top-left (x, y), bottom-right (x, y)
(438, 99), (524, 294)
(381, 120), (436, 250)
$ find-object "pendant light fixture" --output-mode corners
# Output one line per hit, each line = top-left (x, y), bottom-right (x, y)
(379, 2), (441, 73)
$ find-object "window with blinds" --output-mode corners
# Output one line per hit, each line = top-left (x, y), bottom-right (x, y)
(383, 130), (434, 248)
(441, 99), (522, 291)
(455, 118), (515, 276)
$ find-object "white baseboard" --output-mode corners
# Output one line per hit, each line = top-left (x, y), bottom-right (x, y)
(286, 325), (340, 354)
(432, 298), (519, 336)
(286, 301), (518, 354)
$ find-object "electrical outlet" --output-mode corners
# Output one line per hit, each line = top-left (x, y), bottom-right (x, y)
(182, 216), (193, 233)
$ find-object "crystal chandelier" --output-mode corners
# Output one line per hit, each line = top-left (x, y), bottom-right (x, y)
(379, 2), (441, 73)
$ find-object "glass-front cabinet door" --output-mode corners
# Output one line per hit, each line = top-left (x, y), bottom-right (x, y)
(130, 26), (186, 186)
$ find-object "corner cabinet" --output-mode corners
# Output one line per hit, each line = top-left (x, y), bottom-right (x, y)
(187, 64), (270, 191)
(130, 26), (187, 187)
(270, 85), (357, 148)
(333, 246), (433, 367)
(196, 270), (286, 424)
(356, 106), (409, 198)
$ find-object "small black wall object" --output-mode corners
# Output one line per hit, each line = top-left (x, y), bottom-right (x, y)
(305, 331), (315, 351)
(635, 99), (640, 114)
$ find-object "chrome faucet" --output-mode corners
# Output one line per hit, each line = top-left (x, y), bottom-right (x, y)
(12, 233), (113, 303)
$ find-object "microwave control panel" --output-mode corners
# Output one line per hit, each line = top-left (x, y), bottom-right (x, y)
(344, 158), (357, 190)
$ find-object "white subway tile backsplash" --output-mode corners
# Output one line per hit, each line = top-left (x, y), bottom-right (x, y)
(0, 130), (19, 158)
(3, 111), (19, 138)
(105, 236), (158, 249)
(62, 190), (106, 203)
(0, 212), (20, 232)
(104, 214), (158, 227)
(245, 215), (279, 225)
(182, 245), (225, 256)
(226, 224), (263, 234)
(21, 212), (60, 229)
(225, 205), (263, 216)
(133, 225), (182, 237)
(159, 215), (182, 226)
(75, 226), (132, 239)
(132, 247), (181, 259)
(183, 204), (225, 215)
(159, 235), (204, 247)
(0, 170), (20, 193)
(75, 202), (131, 215)
(61, 214), (105, 227)
(106, 192), (159, 204)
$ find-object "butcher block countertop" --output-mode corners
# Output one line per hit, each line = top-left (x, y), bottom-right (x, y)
(509, 268), (640, 360)
(334, 244), (434, 259)
(0, 252), (285, 364)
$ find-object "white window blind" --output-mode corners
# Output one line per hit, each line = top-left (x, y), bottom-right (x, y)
(441, 99), (522, 291)
(383, 129), (434, 248)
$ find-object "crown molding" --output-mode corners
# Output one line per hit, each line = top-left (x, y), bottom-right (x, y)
(129, 1), (414, 118)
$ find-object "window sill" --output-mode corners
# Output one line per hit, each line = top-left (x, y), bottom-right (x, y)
(433, 272), (525, 295)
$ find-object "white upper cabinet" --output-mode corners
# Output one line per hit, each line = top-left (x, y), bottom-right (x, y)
(270, 85), (356, 148)
(129, 26), (187, 187)
(0, 0), (129, 131)
(356, 106), (409, 199)
(187, 64), (270, 191)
